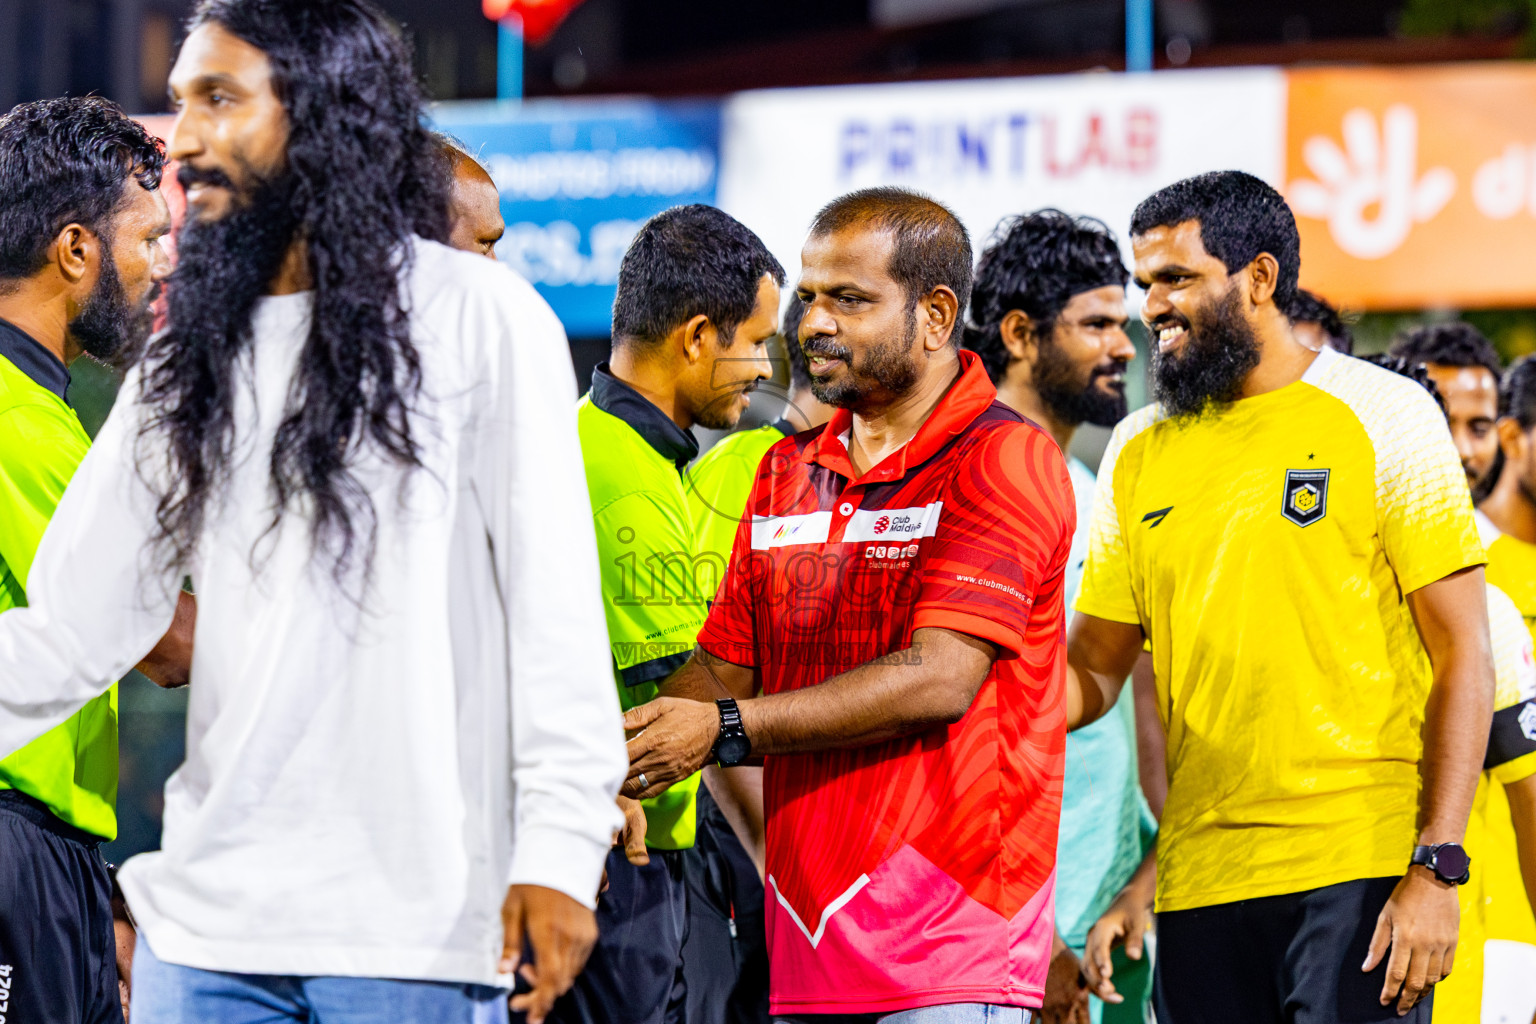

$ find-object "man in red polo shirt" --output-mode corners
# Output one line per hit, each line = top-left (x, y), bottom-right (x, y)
(623, 187), (1076, 1022)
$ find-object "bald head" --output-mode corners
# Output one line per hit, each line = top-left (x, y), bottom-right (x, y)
(444, 146), (504, 260)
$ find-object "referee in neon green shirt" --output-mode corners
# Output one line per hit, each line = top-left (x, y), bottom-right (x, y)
(0, 98), (177, 1024)
(559, 205), (782, 1024)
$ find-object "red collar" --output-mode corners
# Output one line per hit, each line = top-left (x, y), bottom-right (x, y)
(801, 349), (999, 483)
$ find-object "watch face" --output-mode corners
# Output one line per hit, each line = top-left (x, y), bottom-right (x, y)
(717, 733), (751, 766)
(1434, 844), (1470, 880)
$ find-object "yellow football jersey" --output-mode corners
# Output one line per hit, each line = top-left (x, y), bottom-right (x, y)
(1434, 583), (1536, 1023)
(1077, 347), (1485, 912)
(1475, 514), (1536, 951)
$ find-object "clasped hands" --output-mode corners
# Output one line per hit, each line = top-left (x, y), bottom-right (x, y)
(621, 696), (720, 800)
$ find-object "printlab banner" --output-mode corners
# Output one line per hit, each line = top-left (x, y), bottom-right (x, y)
(716, 69), (1287, 286)
(436, 100), (721, 337)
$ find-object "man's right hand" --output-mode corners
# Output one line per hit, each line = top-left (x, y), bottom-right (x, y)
(501, 884), (598, 1024)
(1082, 882), (1153, 1004)
(1034, 932), (1090, 1024)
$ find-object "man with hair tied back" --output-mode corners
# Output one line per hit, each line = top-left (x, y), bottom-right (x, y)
(0, 3), (626, 1022)
(965, 209), (1151, 1024)
(1071, 171), (1493, 1023)
(622, 187), (1077, 1022)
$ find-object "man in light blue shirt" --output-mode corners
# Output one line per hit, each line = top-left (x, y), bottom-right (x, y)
(965, 209), (1155, 1024)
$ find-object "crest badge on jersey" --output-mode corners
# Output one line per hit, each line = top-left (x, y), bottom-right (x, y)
(1281, 468), (1330, 527)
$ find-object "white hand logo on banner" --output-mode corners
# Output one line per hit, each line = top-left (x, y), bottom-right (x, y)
(1289, 105), (1456, 260)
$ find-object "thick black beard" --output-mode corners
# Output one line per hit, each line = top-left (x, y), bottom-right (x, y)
(807, 308), (921, 412)
(1033, 334), (1128, 428)
(171, 171), (301, 335)
(1151, 286), (1262, 421)
(69, 254), (156, 365)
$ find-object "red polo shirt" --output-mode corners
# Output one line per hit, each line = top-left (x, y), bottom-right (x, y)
(698, 349), (1075, 1014)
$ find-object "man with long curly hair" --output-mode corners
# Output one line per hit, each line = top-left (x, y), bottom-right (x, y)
(0, 3), (625, 1022)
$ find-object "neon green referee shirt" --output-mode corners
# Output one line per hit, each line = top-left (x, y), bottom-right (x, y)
(685, 419), (795, 571)
(0, 318), (117, 840)
(576, 364), (705, 850)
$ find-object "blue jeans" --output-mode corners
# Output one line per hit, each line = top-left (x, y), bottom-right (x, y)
(131, 939), (509, 1024)
(775, 1005), (1030, 1024)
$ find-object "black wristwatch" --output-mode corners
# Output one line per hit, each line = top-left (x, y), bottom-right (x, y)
(712, 698), (751, 767)
(1411, 843), (1471, 886)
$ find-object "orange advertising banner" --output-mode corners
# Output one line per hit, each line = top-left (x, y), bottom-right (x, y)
(1286, 64), (1536, 311)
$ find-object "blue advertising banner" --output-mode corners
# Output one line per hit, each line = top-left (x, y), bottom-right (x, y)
(434, 99), (722, 337)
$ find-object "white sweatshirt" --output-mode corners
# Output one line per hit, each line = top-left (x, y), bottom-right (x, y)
(0, 239), (626, 984)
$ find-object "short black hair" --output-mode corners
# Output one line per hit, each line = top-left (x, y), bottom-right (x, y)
(1130, 170), (1300, 310)
(966, 209), (1128, 384)
(1286, 289), (1353, 355)
(612, 204), (785, 347)
(1501, 356), (1536, 429)
(781, 293), (811, 390)
(809, 186), (973, 319)
(1390, 322), (1503, 382)
(0, 96), (164, 282)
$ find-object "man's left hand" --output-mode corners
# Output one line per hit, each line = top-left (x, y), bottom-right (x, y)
(1362, 868), (1459, 1015)
(623, 698), (719, 799)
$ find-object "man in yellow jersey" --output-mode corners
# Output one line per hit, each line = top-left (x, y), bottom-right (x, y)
(1361, 354), (1536, 1023)
(1071, 171), (1493, 1023)
(1473, 356), (1536, 1020)
(1392, 322), (1504, 495)
(568, 204), (781, 1024)
(0, 97), (184, 1024)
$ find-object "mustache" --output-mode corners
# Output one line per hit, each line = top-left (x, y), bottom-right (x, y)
(177, 164), (239, 192)
(800, 336), (851, 361)
(1148, 311), (1191, 333)
(1089, 359), (1129, 382)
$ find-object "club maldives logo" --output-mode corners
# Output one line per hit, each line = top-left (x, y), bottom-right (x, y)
(873, 515), (891, 534)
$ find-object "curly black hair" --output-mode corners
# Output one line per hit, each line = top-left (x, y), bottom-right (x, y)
(964, 209), (1127, 384)
(136, 0), (451, 591)
(0, 96), (164, 282)
(1389, 321), (1502, 382)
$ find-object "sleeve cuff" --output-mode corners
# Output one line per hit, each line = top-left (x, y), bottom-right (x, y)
(1492, 749), (1536, 786)
(1398, 553), (1486, 597)
(1072, 593), (1142, 627)
(696, 631), (758, 669)
(507, 825), (613, 910)
(911, 609), (1024, 659)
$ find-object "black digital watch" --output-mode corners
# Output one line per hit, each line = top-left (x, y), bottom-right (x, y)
(712, 698), (751, 767)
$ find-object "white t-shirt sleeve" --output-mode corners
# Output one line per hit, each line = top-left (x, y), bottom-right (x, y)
(478, 274), (626, 908)
(0, 365), (181, 758)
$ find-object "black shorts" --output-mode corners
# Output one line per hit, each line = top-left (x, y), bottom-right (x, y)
(1155, 876), (1434, 1024)
(682, 785), (769, 1024)
(544, 846), (690, 1024)
(0, 789), (121, 1024)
